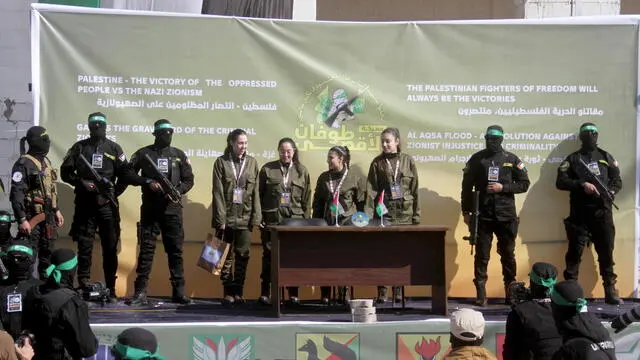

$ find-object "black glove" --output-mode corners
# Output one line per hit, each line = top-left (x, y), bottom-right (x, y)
(611, 316), (628, 334)
(81, 180), (97, 192)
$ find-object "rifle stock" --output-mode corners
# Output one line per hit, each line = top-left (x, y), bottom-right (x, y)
(78, 153), (118, 208)
(577, 158), (619, 210)
(463, 190), (480, 255)
(143, 153), (183, 207)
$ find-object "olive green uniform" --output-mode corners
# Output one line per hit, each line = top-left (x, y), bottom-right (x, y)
(365, 152), (421, 302)
(258, 160), (312, 299)
(211, 154), (262, 298)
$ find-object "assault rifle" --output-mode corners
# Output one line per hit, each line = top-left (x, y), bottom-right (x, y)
(577, 158), (619, 210)
(324, 96), (359, 128)
(78, 153), (118, 208)
(31, 196), (55, 239)
(463, 190), (480, 255)
(143, 153), (182, 207)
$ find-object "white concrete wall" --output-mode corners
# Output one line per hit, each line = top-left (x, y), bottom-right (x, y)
(525, 0), (620, 18)
(0, 0), (33, 212)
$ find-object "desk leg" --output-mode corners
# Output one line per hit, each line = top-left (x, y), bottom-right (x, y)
(270, 232), (281, 318)
(432, 285), (448, 316)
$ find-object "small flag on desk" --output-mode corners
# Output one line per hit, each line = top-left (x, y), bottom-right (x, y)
(330, 192), (344, 216)
(376, 190), (388, 217)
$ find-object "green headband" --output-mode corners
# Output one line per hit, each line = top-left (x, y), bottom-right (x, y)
(154, 123), (173, 131)
(580, 125), (598, 132)
(6, 245), (33, 256)
(486, 129), (504, 137)
(113, 342), (165, 360)
(550, 288), (587, 312)
(0, 215), (10, 223)
(530, 272), (557, 288)
(45, 256), (78, 283)
(89, 115), (107, 123)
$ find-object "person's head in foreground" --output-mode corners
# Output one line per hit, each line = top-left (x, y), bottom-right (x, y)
(44, 248), (77, 288)
(529, 262), (558, 299)
(550, 280), (588, 324)
(450, 308), (486, 347)
(111, 327), (165, 360)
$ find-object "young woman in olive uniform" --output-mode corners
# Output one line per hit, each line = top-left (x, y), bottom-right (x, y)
(257, 138), (312, 306)
(312, 145), (365, 304)
(365, 127), (421, 303)
(211, 129), (262, 305)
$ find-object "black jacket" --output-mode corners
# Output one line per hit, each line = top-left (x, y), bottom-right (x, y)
(552, 312), (616, 360)
(503, 300), (562, 360)
(461, 149), (530, 221)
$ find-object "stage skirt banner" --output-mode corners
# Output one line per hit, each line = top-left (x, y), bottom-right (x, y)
(31, 3), (639, 298)
(85, 320), (640, 360)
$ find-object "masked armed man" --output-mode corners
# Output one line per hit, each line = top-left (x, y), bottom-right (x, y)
(0, 211), (12, 249)
(556, 122), (622, 305)
(461, 125), (530, 307)
(60, 112), (147, 302)
(9, 126), (64, 279)
(121, 119), (194, 306)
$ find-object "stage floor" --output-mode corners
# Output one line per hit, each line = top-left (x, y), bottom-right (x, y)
(87, 296), (637, 324)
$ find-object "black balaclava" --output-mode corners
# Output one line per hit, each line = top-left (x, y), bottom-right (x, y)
(550, 280), (587, 327)
(88, 112), (108, 140)
(485, 125), (504, 153)
(0, 211), (11, 247)
(45, 248), (77, 288)
(579, 122), (598, 151)
(152, 119), (173, 149)
(3, 239), (35, 283)
(529, 262), (558, 299)
(19, 126), (50, 157)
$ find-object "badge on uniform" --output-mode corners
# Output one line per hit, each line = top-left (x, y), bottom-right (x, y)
(587, 161), (601, 176)
(91, 153), (103, 169)
(157, 158), (169, 173)
(232, 188), (244, 204)
(7, 293), (21, 313)
(488, 166), (500, 182)
(280, 192), (291, 206)
(390, 184), (403, 200)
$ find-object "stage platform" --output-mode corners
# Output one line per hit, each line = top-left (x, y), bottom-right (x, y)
(84, 297), (640, 359)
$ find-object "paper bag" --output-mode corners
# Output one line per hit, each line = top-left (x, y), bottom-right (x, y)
(197, 233), (230, 276)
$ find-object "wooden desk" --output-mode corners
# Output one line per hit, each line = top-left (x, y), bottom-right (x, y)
(268, 225), (449, 317)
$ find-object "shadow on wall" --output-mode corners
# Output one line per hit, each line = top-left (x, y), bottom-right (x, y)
(519, 139), (598, 297)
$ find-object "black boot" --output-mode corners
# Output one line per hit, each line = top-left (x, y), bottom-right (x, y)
(604, 283), (623, 305)
(376, 286), (388, 304)
(107, 288), (118, 304)
(392, 286), (403, 303)
(258, 283), (270, 305)
(339, 287), (351, 305)
(222, 286), (235, 306)
(473, 280), (487, 307)
(172, 285), (193, 305)
(128, 291), (148, 306)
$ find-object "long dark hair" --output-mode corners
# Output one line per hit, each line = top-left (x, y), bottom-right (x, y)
(278, 137), (302, 173)
(381, 127), (402, 153)
(329, 145), (351, 169)
(224, 129), (247, 157)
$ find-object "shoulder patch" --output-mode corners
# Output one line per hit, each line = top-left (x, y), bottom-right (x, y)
(559, 161), (570, 172)
(516, 162), (525, 170)
(118, 154), (126, 162)
(12, 172), (23, 183)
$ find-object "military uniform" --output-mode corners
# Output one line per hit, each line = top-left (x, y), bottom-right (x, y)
(312, 167), (364, 301)
(127, 143), (194, 304)
(9, 154), (59, 279)
(556, 144), (621, 304)
(212, 153), (261, 303)
(0, 211), (13, 249)
(365, 151), (421, 303)
(461, 128), (530, 305)
(258, 160), (312, 304)
(60, 136), (144, 296)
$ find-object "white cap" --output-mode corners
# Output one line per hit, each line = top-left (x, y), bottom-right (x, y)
(450, 308), (485, 341)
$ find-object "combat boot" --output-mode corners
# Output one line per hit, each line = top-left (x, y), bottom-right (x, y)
(172, 286), (194, 305)
(604, 283), (623, 305)
(376, 286), (388, 304)
(222, 286), (235, 306)
(339, 287), (351, 305)
(504, 283), (512, 305)
(107, 288), (118, 304)
(127, 291), (149, 306)
(473, 280), (488, 307)
(392, 286), (403, 303)
(258, 283), (271, 305)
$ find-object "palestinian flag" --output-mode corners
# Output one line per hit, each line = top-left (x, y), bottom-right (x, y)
(376, 190), (388, 217)
(329, 191), (344, 216)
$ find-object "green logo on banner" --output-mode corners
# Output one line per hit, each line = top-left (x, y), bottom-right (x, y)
(295, 333), (360, 359)
(191, 334), (255, 360)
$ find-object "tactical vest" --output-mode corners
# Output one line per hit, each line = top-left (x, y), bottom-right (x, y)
(22, 155), (58, 214)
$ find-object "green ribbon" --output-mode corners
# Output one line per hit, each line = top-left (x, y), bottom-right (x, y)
(529, 272), (556, 288)
(89, 115), (107, 123)
(0, 215), (10, 222)
(113, 342), (166, 360)
(6, 245), (33, 256)
(486, 129), (504, 137)
(550, 287), (587, 312)
(45, 256), (78, 283)
(154, 123), (173, 131)
(580, 125), (598, 133)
